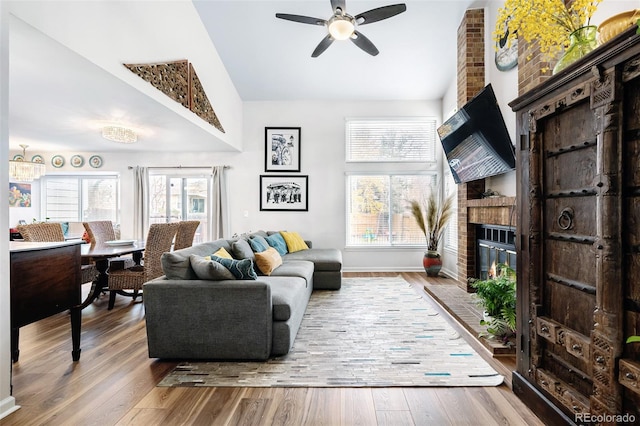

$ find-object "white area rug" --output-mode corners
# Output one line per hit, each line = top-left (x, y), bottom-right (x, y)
(158, 277), (503, 387)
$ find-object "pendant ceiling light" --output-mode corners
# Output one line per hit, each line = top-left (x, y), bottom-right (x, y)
(9, 144), (46, 182)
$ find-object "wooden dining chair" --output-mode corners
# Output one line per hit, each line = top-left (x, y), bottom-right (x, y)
(83, 221), (135, 268)
(16, 222), (98, 285)
(106, 222), (179, 310)
(173, 220), (200, 251)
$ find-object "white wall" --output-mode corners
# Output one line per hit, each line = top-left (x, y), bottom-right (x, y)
(1, 1), (18, 420)
(32, 100), (443, 272)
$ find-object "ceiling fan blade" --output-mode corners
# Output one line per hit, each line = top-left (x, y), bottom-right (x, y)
(275, 13), (326, 26)
(330, 0), (346, 13)
(350, 31), (379, 56)
(355, 4), (407, 25)
(312, 35), (334, 57)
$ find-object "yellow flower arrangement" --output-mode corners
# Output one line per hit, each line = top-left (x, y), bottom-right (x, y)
(495, 0), (602, 61)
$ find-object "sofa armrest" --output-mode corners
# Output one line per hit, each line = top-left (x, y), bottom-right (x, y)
(143, 277), (273, 360)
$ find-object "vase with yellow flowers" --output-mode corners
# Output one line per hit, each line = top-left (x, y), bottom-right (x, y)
(495, 0), (602, 74)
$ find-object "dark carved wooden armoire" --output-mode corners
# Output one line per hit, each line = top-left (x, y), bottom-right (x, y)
(510, 27), (640, 424)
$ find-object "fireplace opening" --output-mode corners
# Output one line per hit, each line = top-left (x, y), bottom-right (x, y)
(476, 224), (516, 280)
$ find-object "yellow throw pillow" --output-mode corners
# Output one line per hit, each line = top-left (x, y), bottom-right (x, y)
(254, 247), (283, 276)
(213, 247), (233, 259)
(280, 231), (309, 253)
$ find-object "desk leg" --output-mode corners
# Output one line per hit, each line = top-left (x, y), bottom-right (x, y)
(133, 251), (143, 265)
(80, 258), (109, 309)
(70, 306), (81, 361)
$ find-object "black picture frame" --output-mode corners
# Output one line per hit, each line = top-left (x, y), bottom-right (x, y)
(260, 175), (308, 211)
(265, 127), (301, 172)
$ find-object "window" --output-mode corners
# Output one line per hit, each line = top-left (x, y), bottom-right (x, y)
(42, 174), (119, 223)
(148, 169), (211, 244)
(443, 169), (458, 251)
(345, 118), (440, 247)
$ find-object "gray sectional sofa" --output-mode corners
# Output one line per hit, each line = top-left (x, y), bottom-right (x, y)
(143, 231), (342, 360)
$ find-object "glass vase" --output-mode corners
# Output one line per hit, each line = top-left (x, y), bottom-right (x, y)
(553, 26), (598, 75)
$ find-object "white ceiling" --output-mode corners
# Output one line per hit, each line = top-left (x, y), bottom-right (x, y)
(8, 0), (480, 153)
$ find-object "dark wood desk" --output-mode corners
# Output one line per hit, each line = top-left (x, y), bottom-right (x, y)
(80, 241), (145, 309)
(10, 241), (83, 362)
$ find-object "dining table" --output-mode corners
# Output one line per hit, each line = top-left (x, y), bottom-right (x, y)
(80, 240), (145, 309)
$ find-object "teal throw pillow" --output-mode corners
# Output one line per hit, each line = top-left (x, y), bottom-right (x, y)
(265, 233), (288, 256)
(249, 235), (269, 252)
(211, 255), (257, 280)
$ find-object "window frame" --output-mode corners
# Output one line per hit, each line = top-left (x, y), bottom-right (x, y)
(344, 116), (441, 249)
(40, 172), (121, 223)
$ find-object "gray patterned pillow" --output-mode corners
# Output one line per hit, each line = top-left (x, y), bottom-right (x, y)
(189, 255), (235, 281)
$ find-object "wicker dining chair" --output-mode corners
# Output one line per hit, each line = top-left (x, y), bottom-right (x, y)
(106, 222), (179, 310)
(173, 220), (200, 251)
(16, 222), (98, 285)
(83, 221), (135, 268)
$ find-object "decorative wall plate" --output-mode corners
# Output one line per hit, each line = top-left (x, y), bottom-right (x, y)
(71, 155), (84, 168)
(13, 154), (24, 161)
(89, 155), (103, 168)
(51, 155), (65, 168)
(31, 155), (44, 164)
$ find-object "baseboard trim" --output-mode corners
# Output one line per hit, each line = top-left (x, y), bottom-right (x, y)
(512, 372), (576, 425)
(0, 396), (19, 420)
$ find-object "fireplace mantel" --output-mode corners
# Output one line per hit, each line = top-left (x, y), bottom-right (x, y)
(467, 196), (516, 226)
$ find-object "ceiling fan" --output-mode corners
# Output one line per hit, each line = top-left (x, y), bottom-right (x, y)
(275, 0), (407, 57)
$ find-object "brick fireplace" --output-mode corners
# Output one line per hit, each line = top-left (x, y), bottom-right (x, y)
(455, 9), (521, 291)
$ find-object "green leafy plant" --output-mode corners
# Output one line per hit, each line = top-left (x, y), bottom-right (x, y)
(409, 188), (454, 252)
(627, 336), (640, 344)
(471, 264), (517, 343)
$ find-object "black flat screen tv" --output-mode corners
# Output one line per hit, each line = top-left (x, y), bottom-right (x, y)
(437, 84), (515, 184)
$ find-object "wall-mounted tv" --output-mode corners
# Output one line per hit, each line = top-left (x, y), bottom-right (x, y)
(437, 84), (515, 184)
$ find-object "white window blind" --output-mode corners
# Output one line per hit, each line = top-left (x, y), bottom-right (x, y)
(346, 119), (437, 162)
(43, 175), (119, 222)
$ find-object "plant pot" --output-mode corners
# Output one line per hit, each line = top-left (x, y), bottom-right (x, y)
(423, 250), (442, 277)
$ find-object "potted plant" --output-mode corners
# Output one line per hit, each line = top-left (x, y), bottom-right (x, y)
(409, 188), (454, 277)
(470, 263), (517, 345)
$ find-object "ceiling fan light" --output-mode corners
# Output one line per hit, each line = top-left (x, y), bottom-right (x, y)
(328, 18), (354, 40)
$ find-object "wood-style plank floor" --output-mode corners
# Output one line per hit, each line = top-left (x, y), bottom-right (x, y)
(4, 272), (542, 426)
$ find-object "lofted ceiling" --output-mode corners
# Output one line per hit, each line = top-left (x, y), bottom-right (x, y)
(7, 0), (480, 153)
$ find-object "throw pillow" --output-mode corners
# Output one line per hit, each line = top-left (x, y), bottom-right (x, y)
(190, 254), (235, 281)
(248, 235), (269, 253)
(254, 247), (283, 276)
(211, 255), (258, 280)
(280, 231), (309, 253)
(231, 239), (255, 260)
(265, 233), (288, 256)
(213, 247), (233, 259)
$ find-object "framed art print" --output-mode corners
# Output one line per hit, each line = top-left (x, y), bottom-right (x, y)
(260, 175), (308, 211)
(265, 127), (301, 172)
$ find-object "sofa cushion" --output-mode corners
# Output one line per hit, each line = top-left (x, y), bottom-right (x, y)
(270, 260), (314, 287)
(265, 233), (288, 256)
(190, 254), (235, 280)
(211, 256), (258, 280)
(283, 248), (342, 272)
(162, 241), (232, 280)
(232, 239), (255, 260)
(264, 276), (311, 321)
(254, 247), (283, 276)
(249, 235), (269, 253)
(280, 231), (309, 253)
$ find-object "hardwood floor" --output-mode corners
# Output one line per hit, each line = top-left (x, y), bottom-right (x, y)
(5, 272), (542, 426)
